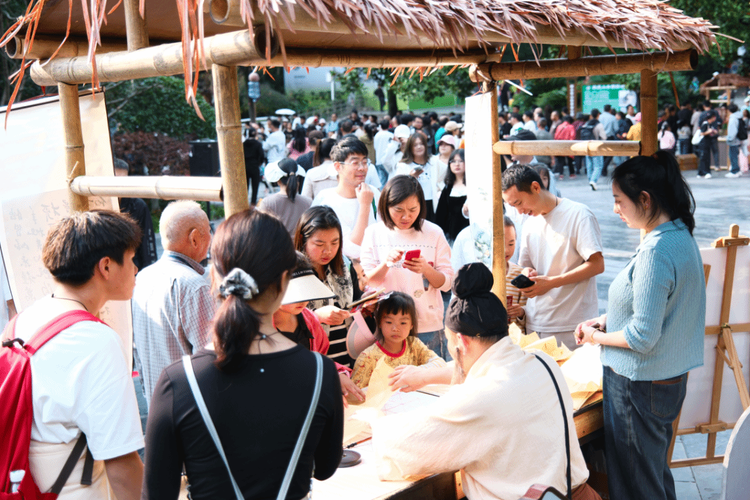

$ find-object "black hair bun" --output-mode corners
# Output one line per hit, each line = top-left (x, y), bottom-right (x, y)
(452, 263), (494, 299)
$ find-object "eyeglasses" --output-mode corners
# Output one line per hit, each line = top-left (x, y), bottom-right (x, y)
(344, 158), (368, 170)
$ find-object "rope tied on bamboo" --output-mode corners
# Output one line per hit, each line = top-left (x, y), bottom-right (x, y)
(66, 161), (84, 186)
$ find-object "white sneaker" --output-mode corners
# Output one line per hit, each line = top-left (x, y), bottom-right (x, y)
(697, 173), (712, 179)
(725, 172), (741, 178)
(589, 181), (597, 190)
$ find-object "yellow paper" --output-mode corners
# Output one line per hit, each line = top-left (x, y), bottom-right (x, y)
(524, 335), (558, 355)
(509, 324), (540, 349)
(560, 343), (603, 410)
(343, 357), (396, 444)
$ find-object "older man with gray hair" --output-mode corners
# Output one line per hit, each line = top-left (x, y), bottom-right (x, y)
(132, 200), (216, 408)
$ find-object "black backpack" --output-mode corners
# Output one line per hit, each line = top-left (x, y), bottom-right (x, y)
(578, 119), (598, 141)
(736, 118), (748, 141)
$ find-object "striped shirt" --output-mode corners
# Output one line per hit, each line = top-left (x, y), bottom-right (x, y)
(307, 262), (355, 367)
(132, 251), (216, 407)
(505, 262), (529, 333)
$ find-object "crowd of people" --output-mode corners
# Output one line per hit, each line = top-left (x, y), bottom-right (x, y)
(2, 99), (714, 500)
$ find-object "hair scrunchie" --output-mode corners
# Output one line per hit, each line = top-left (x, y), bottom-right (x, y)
(219, 268), (260, 300)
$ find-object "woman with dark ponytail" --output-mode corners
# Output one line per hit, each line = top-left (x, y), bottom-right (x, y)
(258, 158), (313, 235)
(576, 151), (705, 500)
(143, 209), (343, 500)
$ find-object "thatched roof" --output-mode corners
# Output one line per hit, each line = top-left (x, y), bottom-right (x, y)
(700, 73), (750, 92)
(0, 0), (719, 115)
(5, 0), (718, 56)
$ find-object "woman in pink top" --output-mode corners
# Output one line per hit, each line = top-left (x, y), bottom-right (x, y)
(360, 175), (454, 359)
(287, 126), (312, 160)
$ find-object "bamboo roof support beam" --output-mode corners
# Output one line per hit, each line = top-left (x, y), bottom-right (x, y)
(29, 32), (490, 86)
(493, 140), (641, 157)
(4, 36), (128, 60)
(212, 64), (248, 217)
(59, 84), (89, 213)
(485, 81), (506, 304)
(640, 69), (659, 156)
(30, 30), (275, 86)
(124, 0), (149, 51)
(470, 50), (697, 83)
(69, 175), (223, 201)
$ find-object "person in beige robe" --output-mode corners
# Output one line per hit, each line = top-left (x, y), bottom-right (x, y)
(370, 263), (600, 500)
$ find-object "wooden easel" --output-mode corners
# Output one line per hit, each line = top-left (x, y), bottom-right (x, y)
(669, 225), (750, 467)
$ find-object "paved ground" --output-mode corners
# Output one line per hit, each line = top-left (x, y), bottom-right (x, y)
(559, 164), (749, 500)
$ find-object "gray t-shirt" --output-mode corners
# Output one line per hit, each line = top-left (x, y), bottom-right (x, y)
(258, 192), (313, 235)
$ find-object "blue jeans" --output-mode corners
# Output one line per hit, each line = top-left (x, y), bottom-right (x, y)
(678, 138), (691, 155)
(586, 156), (603, 184)
(418, 329), (451, 361)
(603, 367), (687, 500)
(729, 145), (740, 173)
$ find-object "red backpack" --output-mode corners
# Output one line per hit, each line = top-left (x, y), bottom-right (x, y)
(1, 311), (104, 499)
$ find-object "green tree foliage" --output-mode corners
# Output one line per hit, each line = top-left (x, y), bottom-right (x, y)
(107, 76), (216, 139)
(671, 0), (750, 73)
(335, 66), (476, 114)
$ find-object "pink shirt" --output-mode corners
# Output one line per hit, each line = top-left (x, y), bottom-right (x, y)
(361, 221), (453, 333)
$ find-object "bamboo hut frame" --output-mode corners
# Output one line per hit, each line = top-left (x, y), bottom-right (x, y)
(1, 0), (718, 276)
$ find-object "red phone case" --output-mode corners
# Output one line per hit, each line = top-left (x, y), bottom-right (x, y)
(404, 249), (421, 261)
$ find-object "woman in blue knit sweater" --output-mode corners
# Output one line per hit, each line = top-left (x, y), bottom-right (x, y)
(575, 151), (705, 500)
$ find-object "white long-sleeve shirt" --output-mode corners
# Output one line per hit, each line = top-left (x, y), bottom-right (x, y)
(361, 221), (453, 332)
(372, 337), (589, 500)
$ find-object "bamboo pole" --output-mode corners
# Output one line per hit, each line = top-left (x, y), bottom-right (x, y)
(58, 84), (89, 213)
(470, 50), (697, 83)
(212, 64), (249, 217)
(30, 30), (276, 86)
(207, 0), (245, 26)
(640, 69), (659, 156)
(4, 36), (127, 60)
(486, 81), (506, 304)
(30, 35), (490, 86)
(124, 0), (149, 51)
(493, 140), (641, 157)
(70, 175), (223, 201)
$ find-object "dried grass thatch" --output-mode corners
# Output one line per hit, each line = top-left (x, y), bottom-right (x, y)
(1, 0), (719, 117)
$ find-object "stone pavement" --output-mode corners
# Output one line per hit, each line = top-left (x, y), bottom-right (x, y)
(559, 165), (749, 500)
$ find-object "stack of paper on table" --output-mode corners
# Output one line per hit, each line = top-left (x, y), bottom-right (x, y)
(560, 343), (603, 410)
(510, 324), (603, 410)
(509, 324), (573, 363)
(343, 357), (445, 445)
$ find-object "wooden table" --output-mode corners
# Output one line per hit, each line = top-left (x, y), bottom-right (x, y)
(314, 389), (604, 499)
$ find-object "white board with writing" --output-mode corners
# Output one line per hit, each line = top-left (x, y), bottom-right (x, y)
(0, 92), (132, 367)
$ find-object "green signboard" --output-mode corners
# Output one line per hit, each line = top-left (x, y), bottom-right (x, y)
(582, 84), (626, 114)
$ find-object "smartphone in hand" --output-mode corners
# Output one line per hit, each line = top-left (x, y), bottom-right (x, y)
(510, 274), (535, 289)
(404, 249), (421, 261)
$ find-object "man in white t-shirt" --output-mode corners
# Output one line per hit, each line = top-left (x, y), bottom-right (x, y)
(502, 165), (604, 349)
(312, 136), (380, 261)
(262, 118), (287, 163)
(13, 211), (144, 498)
